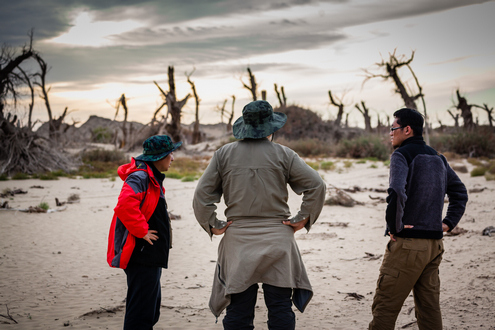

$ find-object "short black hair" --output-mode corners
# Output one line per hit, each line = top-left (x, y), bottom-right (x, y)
(393, 108), (424, 136)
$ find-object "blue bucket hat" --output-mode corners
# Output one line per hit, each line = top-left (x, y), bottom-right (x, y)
(135, 135), (182, 162)
(233, 100), (287, 139)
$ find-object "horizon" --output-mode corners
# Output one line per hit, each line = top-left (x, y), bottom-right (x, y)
(2, 0), (495, 129)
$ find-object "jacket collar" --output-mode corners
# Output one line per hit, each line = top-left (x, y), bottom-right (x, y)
(400, 135), (424, 148)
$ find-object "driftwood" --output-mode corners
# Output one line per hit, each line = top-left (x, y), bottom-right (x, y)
(482, 226), (495, 237)
(0, 304), (17, 324)
(340, 252), (382, 261)
(169, 212), (181, 220)
(0, 188), (27, 198)
(444, 226), (468, 236)
(321, 221), (349, 227)
(0, 205), (67, 213)
(325, 185), (363, 207)
(80, 305), (124, 317)
(337, 291), (365, 301)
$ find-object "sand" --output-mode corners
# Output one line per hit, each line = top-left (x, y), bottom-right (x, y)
(1, 158), (494, 329)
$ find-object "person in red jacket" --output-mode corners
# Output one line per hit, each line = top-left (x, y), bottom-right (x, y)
(107, 135), (181, 329)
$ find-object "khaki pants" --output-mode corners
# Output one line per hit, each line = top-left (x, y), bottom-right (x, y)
(369, 237), (444, 330)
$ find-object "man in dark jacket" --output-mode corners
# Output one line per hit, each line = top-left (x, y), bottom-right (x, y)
(369, 108), (468, 329)
(107, 135), (181, 329)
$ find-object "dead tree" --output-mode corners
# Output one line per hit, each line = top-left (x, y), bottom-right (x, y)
(473, 103), (494, 127)
(0, 32), (75, 175)
(186, 68), (202, 144)
(274, 84), (287, 107)
(355, 101), (372, 133)
(364, 50), (422, 110)
(227, 95), (235, 132)
(328, 90), (346, 127)
(0, 30), (36, 115)
(164, 66), (190, 143)
(454, 90), (475, 130)
(447, 109), (460, 128)
(114, 94), (128, 148)
(364, 50), (429, 142)
(33, 54), (70, 140)
(216, 99), (228, 124)
(261, 90), (267, 101)
(33, 55), (53, 130)
(18, 67), (34, 130)
(242, 67), (257, 101)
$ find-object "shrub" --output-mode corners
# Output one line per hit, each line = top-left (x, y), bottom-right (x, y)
(12, 172), (30, 180)
(471, 166), (487, 177)
(467, 158), (483, 166)
(320, 161), (335, 171)
(277, 138), (334, 157)
(343, 160), (353, 168)
(488, 161), (495, 174)
(0, 173), (8, 181)
(306, 161), (320, 170)
(91, 126), (114, 143)
(163, 157), (207, 180)
(38, 173), (59, 180)
(430, 128), (495, 158)
(38, 202), (49, 210)
(81, 149), (127, 163)
(335, 135), (390, 161)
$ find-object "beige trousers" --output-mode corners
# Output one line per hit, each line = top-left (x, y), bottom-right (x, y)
(369, 237), (444, 330)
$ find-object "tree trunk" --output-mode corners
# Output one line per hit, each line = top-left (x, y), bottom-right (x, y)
(186, 70), (202, 144)
(455, 90), (475, 130)
(328, 90), (345, 127)
(165, 66), (190, 143)
(242, 67), (257, 101)
(355, 101), (372, 133)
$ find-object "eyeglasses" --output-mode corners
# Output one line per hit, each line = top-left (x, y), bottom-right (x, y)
(390, 126), (405, 132)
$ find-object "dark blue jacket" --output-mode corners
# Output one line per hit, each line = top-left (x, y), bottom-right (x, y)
(386, 136), (468, 239)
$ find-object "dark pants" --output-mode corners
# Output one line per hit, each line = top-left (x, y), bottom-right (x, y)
(124, 264), (162, 330)
(223, 283), (295, 330)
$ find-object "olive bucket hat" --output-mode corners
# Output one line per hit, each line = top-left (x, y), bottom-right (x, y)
(135, 135), (182, 162)
(233, 100), (287, 139)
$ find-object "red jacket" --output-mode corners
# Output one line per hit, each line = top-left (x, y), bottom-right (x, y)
(107, 159), (163, 269)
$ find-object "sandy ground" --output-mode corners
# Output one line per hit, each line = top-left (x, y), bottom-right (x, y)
(0, 158), (494, 329)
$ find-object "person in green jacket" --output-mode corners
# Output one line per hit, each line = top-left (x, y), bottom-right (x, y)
(193, 100), (327, 330)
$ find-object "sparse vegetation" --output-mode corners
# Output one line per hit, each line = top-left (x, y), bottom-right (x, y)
(320, 161), (335, 171)
(91, 126), (114, 143)
(343, 160), (353, 168)
(471, 167), (487, 177)
(166, 157), (208, 181)
(277, 138), (334, 157)
(306, 161), (320, 170)
(336, 135), (390, 161)
(12, 173), (31, 180)
(430, 128), (495, 158)
(38, 202), (49, 210)
(75, 148), (128, 178)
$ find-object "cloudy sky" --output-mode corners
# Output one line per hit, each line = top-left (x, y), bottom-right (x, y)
(2, 0), (495, 128)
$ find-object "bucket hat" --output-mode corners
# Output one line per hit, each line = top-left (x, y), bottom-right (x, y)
(233, 100), (287, 139)
(135, 135), (182, 162)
